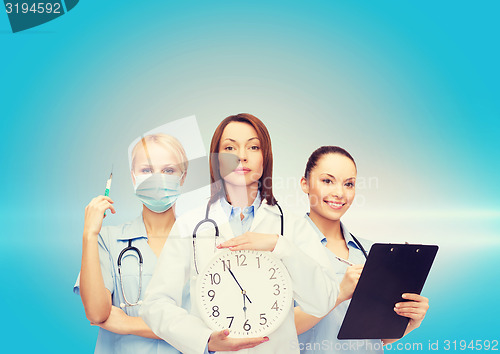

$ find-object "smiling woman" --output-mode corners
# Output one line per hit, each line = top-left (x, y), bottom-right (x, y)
(302, 146), (357, 241)
(294, 146), (431, 354)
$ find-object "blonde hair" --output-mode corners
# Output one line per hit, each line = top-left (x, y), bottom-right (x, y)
(131, 133), (188, 173)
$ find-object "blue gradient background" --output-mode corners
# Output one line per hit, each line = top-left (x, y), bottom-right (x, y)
(1, 1), (499, 353)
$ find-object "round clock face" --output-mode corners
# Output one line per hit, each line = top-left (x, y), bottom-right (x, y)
(196, 249), (293, 338)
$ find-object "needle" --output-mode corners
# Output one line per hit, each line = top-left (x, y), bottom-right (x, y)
(104, 165), (113, 217)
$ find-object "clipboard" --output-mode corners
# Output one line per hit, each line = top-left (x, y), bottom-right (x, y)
(337, 243), (438, 340)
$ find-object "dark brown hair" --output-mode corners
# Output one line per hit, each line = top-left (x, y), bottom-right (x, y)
(304, 146), (356, 179)
(209, 113), (276, 205)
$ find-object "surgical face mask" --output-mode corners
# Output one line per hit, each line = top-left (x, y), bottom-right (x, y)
(133, 172), (184, 213)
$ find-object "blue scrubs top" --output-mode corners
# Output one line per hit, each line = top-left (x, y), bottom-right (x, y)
(297, 215), (384, 354)
(74, 215), (189, 354)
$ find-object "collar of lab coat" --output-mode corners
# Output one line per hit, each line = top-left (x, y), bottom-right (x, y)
(251, 198), (283, 232)
(304, 213), (361, 251)
(205, 198), (283, 242)
(116, 214), (148, 241)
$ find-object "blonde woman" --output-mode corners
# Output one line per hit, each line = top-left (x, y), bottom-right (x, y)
(74, 134), (189, 353)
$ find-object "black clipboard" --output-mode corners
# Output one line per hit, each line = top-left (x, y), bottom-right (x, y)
(337, 243), (438, 340)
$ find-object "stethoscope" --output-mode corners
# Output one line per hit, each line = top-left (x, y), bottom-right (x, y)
(117, 239), (144, 308)
(192, 200), (284, 274)
(329, 225), (368, 265)
(350, 234), (368, 259)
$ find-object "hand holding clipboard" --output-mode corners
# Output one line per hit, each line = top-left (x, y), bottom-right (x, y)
(337, 243), (438, 340)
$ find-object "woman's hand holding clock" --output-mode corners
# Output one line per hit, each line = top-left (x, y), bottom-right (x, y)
(207, 329), (269, 351)
(206, 265), (270, 351)
(208, 278), (269, 351)
(217, 232), (279, 251)
(199, 250), (293, 348)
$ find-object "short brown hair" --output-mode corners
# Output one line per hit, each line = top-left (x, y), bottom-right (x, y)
(209, 113), (276, 205)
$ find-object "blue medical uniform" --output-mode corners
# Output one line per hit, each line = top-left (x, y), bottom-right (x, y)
(298, 215), (384, 354)
(74, 215), (189, 354)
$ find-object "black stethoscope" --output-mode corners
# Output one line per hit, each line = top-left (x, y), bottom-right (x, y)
(327, 224), (368, 265)
(350, 234), (368, 259)
(117, 239), (144, 308)
(192, 199), (284, 274)
(342, 222), (368, 260)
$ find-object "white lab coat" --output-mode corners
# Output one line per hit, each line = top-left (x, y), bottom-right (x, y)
(140, 199), (339, 354)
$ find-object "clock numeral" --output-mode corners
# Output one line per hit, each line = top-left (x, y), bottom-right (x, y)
(212, 305), (220, 317)
(269, 267), (277, 280)
(256, 256), (261, 268)
(208, 290), (215, 301)
(227, 316), (234, 328)
(209, 273), (221, 285)
(235, 254), (247, 266)
(243, 319), (251, 332)
(260, 313), (267, 325)
(222, 260), (231, 272)
(273, 284), (280, 296)
(271, 300), (280, 311)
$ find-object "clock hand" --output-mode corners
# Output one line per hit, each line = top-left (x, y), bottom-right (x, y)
(243, 291), (247, 320)
(227, 268), (252, 303)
